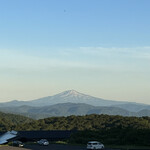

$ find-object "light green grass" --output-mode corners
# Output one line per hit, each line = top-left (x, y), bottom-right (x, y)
(0, 144), (9, 147)
(54, 141), (68, 144)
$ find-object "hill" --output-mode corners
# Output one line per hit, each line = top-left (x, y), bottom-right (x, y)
(0, 111), (33, 131)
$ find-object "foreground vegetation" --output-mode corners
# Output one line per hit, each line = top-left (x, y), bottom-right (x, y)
(0, 112), (150, 146)
(13, 114), (150, 130)
(0, 112), (33, 131)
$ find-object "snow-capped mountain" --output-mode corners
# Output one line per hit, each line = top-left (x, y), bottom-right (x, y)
(26, 90), (126, 107)
(0, 90), (149, 112)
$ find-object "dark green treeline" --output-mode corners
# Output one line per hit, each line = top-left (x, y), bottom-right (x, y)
(0, 113), (150, 145)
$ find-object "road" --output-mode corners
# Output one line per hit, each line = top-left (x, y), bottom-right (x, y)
(24, 143), (86, 150)
(0, 144), (86, 150)
(1, 144), (149, 150)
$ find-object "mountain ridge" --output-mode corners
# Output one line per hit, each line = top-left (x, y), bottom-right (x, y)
(0, 102), (136, 119)
(1, 102), (150, 119)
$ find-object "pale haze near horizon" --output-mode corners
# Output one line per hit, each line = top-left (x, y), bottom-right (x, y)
(0, 0), (150, 104)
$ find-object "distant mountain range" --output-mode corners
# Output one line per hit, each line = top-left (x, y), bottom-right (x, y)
(0, 90), (150, 119)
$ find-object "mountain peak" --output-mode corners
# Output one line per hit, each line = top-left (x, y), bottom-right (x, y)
(66, 90), (79, 95)
(55, 90), (83, 97)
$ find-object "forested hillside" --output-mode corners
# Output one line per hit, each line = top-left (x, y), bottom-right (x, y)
(15, 114), (150, 131)
(0, 111), (33, 131)
(1, 113), (150, 131)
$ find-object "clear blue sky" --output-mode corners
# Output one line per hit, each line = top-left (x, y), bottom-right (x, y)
(0, 0), (150, 104)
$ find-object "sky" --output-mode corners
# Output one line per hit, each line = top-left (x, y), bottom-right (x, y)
(0, 0), (150, 104)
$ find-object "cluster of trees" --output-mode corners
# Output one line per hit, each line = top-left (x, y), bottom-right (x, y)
(1, 113), (150, 131)
(0, 112), (33, 131)
(14, 114), (150, 131)
(1, 113), (150, 145)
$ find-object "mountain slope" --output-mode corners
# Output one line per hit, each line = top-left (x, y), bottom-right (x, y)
(111, 103), (150, 112)
(137, 109), (150, 117)
(29, 90), (127, 106)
